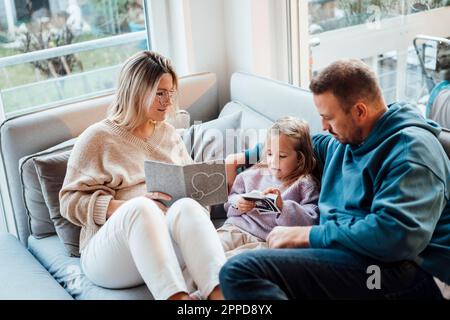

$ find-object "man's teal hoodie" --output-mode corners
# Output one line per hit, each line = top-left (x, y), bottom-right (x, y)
(310, 102), (450, 284)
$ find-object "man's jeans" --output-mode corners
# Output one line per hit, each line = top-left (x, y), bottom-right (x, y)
(219, 248), (443, 299)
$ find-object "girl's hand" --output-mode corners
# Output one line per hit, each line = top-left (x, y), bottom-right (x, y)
(262, 187), (283, 211)
(236, 197), (256, 213)
(145, 192), (172, 213)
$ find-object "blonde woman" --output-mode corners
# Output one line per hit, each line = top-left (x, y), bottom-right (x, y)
(60, 51), (226, 300)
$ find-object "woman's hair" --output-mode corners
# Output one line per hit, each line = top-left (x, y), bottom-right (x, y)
(108, 51), (178, 130)
(258, 117), (318, 187)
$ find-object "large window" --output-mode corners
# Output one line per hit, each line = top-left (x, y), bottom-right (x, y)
(308, 0), (450, 34)
(290, 0), (450, 108)
(0, 0), (149, 118)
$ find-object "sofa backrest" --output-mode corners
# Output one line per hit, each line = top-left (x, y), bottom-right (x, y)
(220, 71), (450, 158)
(219, 72), (324, 150)
(0, 72), (219, 244)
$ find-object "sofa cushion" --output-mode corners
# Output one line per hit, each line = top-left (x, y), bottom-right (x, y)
(190, 111), (243, 162)
(28, 235), (154, 300)
(19, 138), (77, 239)
(176, 125), (195, 156)
(0, 233), (73, 300)
(19, 157), (56, 238)
(220, 101), (272, 149)
(33, 150), (81, 257)
(167, 109), (191, 129)
(229, 72), (323, 135)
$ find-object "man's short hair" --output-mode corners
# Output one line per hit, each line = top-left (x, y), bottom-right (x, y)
(309, 59), (383, 113)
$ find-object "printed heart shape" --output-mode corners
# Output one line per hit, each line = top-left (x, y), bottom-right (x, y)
(191, 191), (204, 200)
(190, 172), (225, 200)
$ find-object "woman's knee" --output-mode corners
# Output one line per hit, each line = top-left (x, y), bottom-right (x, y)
(172, 197), (204, 210)
(166, 198), (207, 221)
(121, 197), (165, 224)
(166, 198), (211, 238)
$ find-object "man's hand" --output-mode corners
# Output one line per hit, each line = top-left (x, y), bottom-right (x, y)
(236, 197), (256, 213)
(145, 192), (172, 213)
(266, 226), (311, 248)
(262, 187), (283, 211)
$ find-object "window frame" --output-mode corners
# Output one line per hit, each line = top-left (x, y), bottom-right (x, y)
(0, 0), (155, 122)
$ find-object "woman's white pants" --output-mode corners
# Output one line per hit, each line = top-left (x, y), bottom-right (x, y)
(80, 197), (226, 300)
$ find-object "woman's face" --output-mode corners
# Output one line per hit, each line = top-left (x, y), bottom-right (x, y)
(147, 73), (176, 122)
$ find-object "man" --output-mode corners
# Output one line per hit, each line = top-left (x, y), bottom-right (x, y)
(220, 59), (450, 299)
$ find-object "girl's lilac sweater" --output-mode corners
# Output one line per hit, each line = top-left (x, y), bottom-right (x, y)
(224, 167), (320, 240)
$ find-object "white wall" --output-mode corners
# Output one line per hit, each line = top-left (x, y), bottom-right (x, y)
(224, 0), (289, 86)
(150, 0), (289, 109)
(187, 0), (289, 107)
(169, 0), (289, 108)
(185, 0), (229, 108)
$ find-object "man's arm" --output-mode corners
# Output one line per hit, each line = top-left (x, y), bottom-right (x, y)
(312, 133), (333, 171)
(225, 153), (245, 193)
(309, 161), (447, 261)
(225, 143), (263, 192)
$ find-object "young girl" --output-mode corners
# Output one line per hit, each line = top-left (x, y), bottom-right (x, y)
(218, 117), (320, 256)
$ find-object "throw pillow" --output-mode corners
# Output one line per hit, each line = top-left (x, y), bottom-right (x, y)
(167, 110), (191, 129)
(33, 150), (81, 257)
(190, 111), (243, 162)
(19, 138), (76, 238)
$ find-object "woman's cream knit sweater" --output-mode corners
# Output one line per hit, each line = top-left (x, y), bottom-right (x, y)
(59, 119), (193, 252)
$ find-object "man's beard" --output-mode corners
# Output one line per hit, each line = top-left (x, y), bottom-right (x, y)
(340, 119), (364, 146)
(348, 122), (364, 146)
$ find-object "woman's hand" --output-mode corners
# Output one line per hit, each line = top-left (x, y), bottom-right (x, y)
(236, 197), (256, 213)
(262, 187), (283, 211)
(145, 192), (172, 213)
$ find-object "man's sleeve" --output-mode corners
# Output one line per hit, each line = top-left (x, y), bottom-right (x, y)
(309, 161), (447, 262)
(312, 134), (332, 170)
(242, 143), (264, 170)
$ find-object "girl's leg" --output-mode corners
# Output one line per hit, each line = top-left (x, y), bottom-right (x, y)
(81, 197), (188, 300)
(217, 223), (267, 257)
(217, 223), (248, 252)
(166, 198), (227, 299)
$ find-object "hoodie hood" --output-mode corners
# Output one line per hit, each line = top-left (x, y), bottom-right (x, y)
(356, 102), (441, 154)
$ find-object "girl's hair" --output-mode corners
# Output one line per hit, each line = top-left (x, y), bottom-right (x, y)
(258, 117), (318, 187)
(108, 51), (178, 130)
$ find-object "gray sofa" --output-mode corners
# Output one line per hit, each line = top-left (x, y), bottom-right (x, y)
(1, 71), (449, 299)
(0, 72), (221, 299)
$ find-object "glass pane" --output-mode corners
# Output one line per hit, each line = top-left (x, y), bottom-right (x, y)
(309, 0), (401, 34)
(406, 46), (428, 103)
(377, 51), (398, 105)
(307, 0), (450, 108)
(0, 0), (148, 116)
(309, 0), (450, 34)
